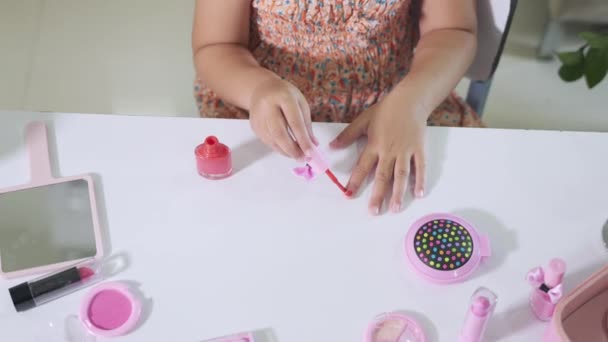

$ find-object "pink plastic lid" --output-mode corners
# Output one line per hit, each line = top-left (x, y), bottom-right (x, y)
(205, 332), (255, 342)
(365, 312), (427, 342)
(405, 213), (491, 284)
(80, 282), (142, 337)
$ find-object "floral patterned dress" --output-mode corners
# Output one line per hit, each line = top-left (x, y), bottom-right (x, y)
(194, 0), (482, 127)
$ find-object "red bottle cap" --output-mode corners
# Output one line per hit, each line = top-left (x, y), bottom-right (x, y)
(195, 136), (232, 179)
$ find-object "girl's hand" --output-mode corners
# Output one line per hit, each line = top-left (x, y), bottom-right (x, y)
(330, 95), (427, 215)
(249, 78), (318, 160)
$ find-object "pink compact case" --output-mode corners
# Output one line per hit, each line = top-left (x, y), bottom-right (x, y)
(80, 282), (142, 337)
(405, 213), (491, 284)
(365, 312), (427, 342)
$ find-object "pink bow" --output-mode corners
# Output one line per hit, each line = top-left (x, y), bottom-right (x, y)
(526, 267), (545, 288)
(547, 284), (563, 304)
(292, 164), (315, 181)
(526, 267), (563, 304)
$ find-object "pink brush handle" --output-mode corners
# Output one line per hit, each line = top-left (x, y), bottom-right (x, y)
(545, 258), (566, 288)
(25, 121), (53, 182)
(306, 146), (329, 174)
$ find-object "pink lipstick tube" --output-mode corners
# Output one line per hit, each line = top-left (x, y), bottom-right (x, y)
(459, 287), (497, 342)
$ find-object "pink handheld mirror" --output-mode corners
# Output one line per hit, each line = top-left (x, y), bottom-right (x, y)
(0, 121), (104, 278)
(404, 213), (491, 284)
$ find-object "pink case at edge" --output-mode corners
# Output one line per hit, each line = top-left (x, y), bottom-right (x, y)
(405, 213), (491, 285)
(544, 265), (608, 342)
(0, 121), (104, 279)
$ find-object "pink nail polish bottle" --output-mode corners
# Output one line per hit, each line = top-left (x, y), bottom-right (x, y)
(195, 136), (233, 179)
(529, 258), (567, 321)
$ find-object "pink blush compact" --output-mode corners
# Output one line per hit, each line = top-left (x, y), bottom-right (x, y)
(80, 282), (142, 337)
(365, 313), (427, 342)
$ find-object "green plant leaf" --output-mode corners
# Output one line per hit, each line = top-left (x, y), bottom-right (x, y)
(557, 49), (584, 66)
(584, 48), (608, 88)
(559, 63), (584, 82)
(579, 32), (608, 49)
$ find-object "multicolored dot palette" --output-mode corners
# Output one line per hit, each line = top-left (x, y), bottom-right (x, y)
(405, 213), (491, 285)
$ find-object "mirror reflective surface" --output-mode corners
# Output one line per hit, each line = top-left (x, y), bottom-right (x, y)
(0, 179), (97, 273)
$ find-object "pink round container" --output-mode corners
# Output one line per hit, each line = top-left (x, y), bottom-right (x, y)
(365, 312), (427, 342)
(405, 213), (491, 284)
(80, 282), (142, 337)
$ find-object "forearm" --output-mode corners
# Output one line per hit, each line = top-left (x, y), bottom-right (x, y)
(391, 29), (477, 120)
(193, 44), (280, 111)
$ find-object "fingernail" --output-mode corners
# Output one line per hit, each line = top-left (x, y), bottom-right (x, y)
(391, 202), (401, 213)
(345, 189), (353, 197)
(370, 206), (380, 216)
(416, 189), (425, 198)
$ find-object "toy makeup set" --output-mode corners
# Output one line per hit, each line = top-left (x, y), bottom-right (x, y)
(3, 123), (604, 341)
(1, 122), (146, 339)
(193, 133), (605, 342)
(360, 212), (496, 342)
(364, 287), (497, 342)
(8, 258), (143, 338)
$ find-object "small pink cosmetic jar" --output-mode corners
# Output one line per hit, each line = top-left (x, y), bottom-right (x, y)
(365, 312), (427, 342)
(80, 282), (142, 337)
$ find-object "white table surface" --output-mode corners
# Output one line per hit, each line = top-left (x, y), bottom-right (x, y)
(0, 111), (607, 342)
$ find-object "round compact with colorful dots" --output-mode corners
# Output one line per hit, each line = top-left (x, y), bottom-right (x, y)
(404, 213), (491, 285)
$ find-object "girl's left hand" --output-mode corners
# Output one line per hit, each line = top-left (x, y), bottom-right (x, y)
(330, 94), (427, 215)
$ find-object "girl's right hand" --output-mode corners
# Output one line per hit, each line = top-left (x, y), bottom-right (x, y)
(249, 78), (318, 160)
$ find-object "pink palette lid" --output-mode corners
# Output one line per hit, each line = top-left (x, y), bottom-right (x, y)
(365, 312), (427, 342)
(404, 213), (491, 285)
(80, 282), (142, 337)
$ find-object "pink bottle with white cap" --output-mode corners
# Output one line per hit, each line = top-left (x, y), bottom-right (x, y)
(459, 287), (497, 342)
(528, 258), (567, 321)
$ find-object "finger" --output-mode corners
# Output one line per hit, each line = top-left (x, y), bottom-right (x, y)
(297, 97), (318, 146)
(266, 110), (304, 159)
(369, 157), (395, 216)
(330, 114), (368, 149)
(347, 148), (377, 198)
(390, 154), (411, 213)
(280, 97), (315, 154)
(413, 148), (426, 198)
(257, 127), (291, 158)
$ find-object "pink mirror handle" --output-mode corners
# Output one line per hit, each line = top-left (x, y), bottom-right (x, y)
(25, 121), (53, 182)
